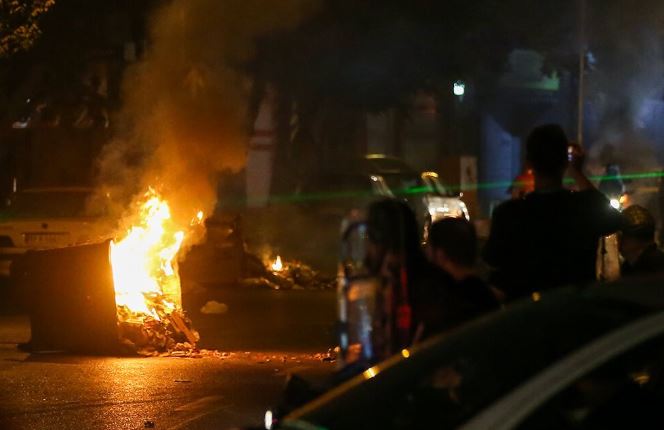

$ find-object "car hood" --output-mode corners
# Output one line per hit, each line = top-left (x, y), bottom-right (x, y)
(0, 217), (114, 249)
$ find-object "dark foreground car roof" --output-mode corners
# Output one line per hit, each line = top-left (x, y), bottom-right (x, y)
(284, 279), (664, 430)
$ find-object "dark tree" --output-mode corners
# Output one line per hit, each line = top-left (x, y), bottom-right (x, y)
(0, 0), (55, 58)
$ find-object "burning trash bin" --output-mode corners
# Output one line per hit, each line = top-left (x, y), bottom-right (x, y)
(13, 190), (199, 355)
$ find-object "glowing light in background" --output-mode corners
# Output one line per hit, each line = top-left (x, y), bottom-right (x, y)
(453, 80), (465, 96)
(264, 409), (273, 430)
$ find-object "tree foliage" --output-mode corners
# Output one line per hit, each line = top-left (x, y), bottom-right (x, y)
(0, 0), (55, 58)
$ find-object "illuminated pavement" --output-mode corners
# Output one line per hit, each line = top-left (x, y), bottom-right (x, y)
(0, 287), (337, 430)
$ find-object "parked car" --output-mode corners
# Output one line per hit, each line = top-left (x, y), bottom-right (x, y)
(0, 187), (112, 277)
(301, 154), (468, 230)
(421, 170), (469, 220)
(268, 279), (664, 429)
(359, 156), (471, 227)
(285, 154), (468, 272)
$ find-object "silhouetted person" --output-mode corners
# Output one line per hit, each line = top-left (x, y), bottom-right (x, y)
(483, 124), (622, 300)
(365, 199), (460, 343)
(428, 218), (500, 320)
(620, 205), (664, 277)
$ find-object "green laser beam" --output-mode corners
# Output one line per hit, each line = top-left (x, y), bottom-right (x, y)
(216, 170), (664, 207)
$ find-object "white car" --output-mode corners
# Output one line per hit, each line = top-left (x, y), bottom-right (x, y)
(0, 187), (113, 277)
(357, 156), (470, 233)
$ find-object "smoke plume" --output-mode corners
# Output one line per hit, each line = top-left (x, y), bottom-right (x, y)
(97, 0), (317, 234)
(586, 0), (664, 173)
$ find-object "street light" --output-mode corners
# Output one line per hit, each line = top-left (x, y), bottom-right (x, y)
(453, 80), (465, 97)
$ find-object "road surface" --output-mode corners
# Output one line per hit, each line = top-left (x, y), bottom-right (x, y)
(0, 284), (337, 430)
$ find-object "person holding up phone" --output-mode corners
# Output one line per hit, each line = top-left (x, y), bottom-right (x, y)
(483, 124), (622, 301)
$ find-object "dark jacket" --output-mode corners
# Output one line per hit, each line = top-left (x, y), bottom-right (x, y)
(410, 266), (499, 339)
(483, 189), (622, 301)
(622, 244), (664, 277)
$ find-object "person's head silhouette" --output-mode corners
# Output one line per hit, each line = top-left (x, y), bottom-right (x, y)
(526, 124), (569, 189)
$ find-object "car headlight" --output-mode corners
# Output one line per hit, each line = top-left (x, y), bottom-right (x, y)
(610, 198), (620, 210)
(265, 409), (274, 429)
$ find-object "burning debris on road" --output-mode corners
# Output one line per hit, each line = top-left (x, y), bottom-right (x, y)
(239, 254), (335, 291)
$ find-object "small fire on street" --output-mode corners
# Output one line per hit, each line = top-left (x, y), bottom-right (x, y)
(271, 255), (283, 272)
(110, 188), (200, 356)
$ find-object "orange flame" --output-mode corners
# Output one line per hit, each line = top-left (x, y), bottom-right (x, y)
(191, 210), (204, 226)
(271, 255), (283, 272)
(110, 189), (185, 320)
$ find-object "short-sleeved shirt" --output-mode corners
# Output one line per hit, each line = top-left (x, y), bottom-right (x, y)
(483, 189), (622, 300)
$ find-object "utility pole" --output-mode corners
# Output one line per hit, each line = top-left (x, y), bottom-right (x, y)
(577, 0), (586, 146)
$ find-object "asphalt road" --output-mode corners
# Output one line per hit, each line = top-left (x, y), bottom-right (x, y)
(0, 284), (337, 430)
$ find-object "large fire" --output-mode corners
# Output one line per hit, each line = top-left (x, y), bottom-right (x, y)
(110, 189), (187, 322)
(110, 188), (201, 355)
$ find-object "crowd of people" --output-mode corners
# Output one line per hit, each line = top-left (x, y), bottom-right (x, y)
(361, 123), (664, 352)
(283, 123), (664, 413)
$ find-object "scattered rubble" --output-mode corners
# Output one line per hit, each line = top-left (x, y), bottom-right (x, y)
(244, 351), (337, 365)
(117, 305), (200, 357)
(314, 347), (338, 362)
(240, 252), (335, 291)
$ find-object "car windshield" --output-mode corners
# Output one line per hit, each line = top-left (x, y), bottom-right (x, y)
(422, 174), (454, 196)
(382, 173), (425, 196)
(383, 173), (455, 198)
(370, 175), (394, 197)
(4, 191), (104, 218)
